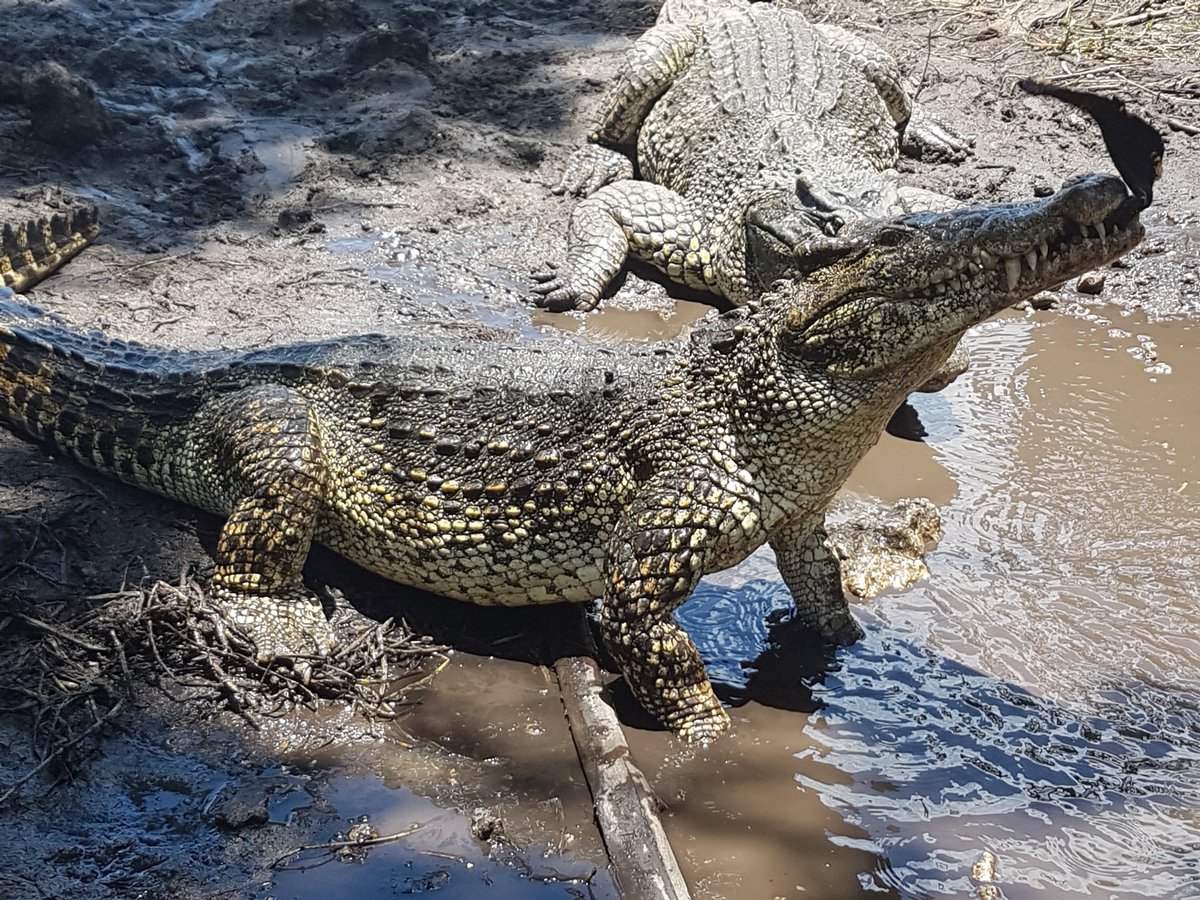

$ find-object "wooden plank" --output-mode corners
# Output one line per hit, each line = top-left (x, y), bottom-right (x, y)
(555, 656), (692, 900)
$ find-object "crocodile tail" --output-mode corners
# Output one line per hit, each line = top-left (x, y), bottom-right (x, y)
(1, 202), (100, 293)
(0, 291), (207, 487)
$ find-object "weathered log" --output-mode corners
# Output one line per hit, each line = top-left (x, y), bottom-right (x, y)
(555, 656), (692, 900)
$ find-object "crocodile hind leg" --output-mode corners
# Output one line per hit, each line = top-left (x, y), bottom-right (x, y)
(903, 102), (973, 163)
(812, 22), (972, 164)
(770, 518), (863, 644)
(553, 21), (700, 199)
(202, 384), (336, 672)
(532, 181), (719, 311)
(600, 482), (732, 744)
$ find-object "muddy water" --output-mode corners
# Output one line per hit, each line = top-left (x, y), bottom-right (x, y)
(261, 654), (618, 899)
(598, 306), (1200, 898)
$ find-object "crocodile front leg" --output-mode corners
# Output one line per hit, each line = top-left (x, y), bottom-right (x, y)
(769, 518), (863, 644)
(532, 181), (719, 311)
(202, 384), (336, 671)
(601, 481), (732, 744)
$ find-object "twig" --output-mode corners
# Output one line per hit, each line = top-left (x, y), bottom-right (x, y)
(0, 698), (126, 805)
(1103, 9), (1174, 28)
(1165, 115), (1200, 135)
(270, 823), (427, 868)
(14, 614), (108, 653)
(108, 629), (132, 689)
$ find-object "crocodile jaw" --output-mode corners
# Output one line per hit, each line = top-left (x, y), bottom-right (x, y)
(874, 172), (1144, 303)
(783, 173), (1144, 379)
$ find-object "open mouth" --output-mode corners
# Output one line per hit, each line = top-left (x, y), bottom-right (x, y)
(990, 211), (1139, 296)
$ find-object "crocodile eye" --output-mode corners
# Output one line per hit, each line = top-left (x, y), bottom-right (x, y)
(873, 226), (910, 248)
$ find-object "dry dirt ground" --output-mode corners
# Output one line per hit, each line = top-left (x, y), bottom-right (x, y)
(0, 0), (1196, 897)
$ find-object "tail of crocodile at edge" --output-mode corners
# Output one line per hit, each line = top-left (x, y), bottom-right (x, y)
(0, 291), (209, 488)
(1, 202), (100, 293)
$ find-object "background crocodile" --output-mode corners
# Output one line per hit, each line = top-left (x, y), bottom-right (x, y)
(0, 172), (1145, 743)
(532, 0), (971, 313)
(0, 199), (98, 294)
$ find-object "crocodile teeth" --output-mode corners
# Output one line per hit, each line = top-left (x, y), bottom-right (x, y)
(1004, 257), (1021, 290)
(1025, 250), (1038, 272)
(1039, 241), (1049, 259)
(1095, 222), (1107, 239)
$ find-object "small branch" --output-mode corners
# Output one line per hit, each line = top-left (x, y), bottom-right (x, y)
(1103, 9), (1174, 29)
(0, 698), (125, 805)
(1165, 116), (1200, 135)
(13, 614), (108, 653)
(270, 823), (427, 869)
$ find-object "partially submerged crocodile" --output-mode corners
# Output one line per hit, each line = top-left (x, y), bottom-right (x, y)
(0, 173), (1145, 742)
(533, 0), (969, 313)
(0, 201), (99, 293)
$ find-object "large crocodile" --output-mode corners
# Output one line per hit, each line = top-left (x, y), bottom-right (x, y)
(532, 0), (970, 313)
(0, 174), (1145, 743)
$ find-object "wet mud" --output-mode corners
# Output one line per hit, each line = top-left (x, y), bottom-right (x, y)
(0, 0), (1197, 897)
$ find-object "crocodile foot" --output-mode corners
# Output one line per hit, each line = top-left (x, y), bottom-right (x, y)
(552, 144), (634, 197)
(903, 104), (974, 163)
(530, 262), (600, 312)
(664, 693), (733, 745)
(212, 584), (337, 681)
(674, 707), (733, 745)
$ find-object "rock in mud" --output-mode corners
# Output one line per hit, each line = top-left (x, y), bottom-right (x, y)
(208, 783), (271, 830)
(1077, 272), (1107, 295)
(827, 498), (943, 599)
(345, 25), (431, 71)
(21, 62), (111, 149)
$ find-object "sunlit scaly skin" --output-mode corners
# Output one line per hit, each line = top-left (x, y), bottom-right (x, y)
(0, 174), (1143, 742)
(533, 0), (969, 313)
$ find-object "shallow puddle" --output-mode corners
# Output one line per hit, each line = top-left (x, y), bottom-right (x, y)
(263, 772), (608, 899)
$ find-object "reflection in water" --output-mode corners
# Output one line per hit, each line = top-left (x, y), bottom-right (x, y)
(676, 310), (1200, 898)
(808, 630), (1200, 899)
(682, 577), (1200, 899)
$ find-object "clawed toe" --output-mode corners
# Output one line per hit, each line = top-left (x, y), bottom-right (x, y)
(216, 586), (337, 675)
(674, 707), (732, 745)
(529, 269), (594, 312)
